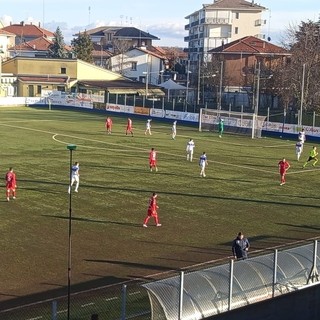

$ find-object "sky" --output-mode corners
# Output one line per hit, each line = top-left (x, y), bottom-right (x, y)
(1, 0), (319, 47)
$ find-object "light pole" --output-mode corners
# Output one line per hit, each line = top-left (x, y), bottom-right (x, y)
(218, 61), (224, 110)
(254, 62), (261, 116)
(185, 60), (191, 112)
(0, 53), (3, 96)
(143, 70), (164, 100)
(299, 63), (306, 127)
(67, 144), (77, 320)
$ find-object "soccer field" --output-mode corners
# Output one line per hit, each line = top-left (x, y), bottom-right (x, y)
(0, 106), (319, 311)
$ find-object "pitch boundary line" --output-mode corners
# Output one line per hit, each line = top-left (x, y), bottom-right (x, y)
(0, 121), (313, 177)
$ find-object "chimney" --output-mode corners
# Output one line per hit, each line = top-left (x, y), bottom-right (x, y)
(20, 21), (24, 26)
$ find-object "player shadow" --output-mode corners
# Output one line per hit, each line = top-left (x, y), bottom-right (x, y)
(276, 223), (320, 231)
(265, 193), (320, 201)
(236, 154), (278, 160)
(82, 185), (320, 209)
(243, 163), (276, 168)
(18, 178), (66, 186)
(84, 259), (175, 272)
(136, 239), (226, 252)
(42, 214), (142, 227)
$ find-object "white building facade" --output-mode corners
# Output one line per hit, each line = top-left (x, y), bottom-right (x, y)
(109, 48), (166, 85)
(185, 0), (267, 62)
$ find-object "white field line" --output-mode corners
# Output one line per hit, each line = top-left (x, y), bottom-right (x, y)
(81, 302), (95, 308)
(105, 296), (119, 302)
(0, 121), (307, 176)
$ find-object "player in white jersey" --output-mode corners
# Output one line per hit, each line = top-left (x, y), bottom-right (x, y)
(172, 121), (177, 139)
(68, 162), (80, 193)
(145, 119), (152, 135)
(199, 152), (208, 177)
(186, 139), (195, 162)
(295, 141), (303, 161)
(298, 128), (306, 151)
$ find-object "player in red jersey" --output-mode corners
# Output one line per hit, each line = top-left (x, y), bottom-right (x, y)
(5, 167), (17, 201)
(105, 117), (113, 134)
(126, 118), (134, 136)
(149, 148), (158, 172)
(278, 158), (290, 186)
(143, 192), (161, 227)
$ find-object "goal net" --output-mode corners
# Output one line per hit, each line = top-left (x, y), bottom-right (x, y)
(199, 109), (266, 138)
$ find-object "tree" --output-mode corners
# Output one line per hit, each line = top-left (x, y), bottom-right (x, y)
(48, 26), (67, 58)
(277, 19), (320, 112)
(71, 31), (94, 63)
(112, 39), (133, 75)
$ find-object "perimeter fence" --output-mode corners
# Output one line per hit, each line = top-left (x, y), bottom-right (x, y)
(1, 240), (319, 320)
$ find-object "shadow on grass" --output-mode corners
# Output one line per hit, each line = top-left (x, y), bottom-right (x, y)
(42, 214), (142, 227)
(84, 259), (175, 272)
(276, 223), (320, 231)
(0, 275), (128, 312)
(80, 185), (320, 210)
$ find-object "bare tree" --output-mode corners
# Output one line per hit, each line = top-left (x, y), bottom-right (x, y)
(277, 19), (320, 112)
(111, 39), (134, 75)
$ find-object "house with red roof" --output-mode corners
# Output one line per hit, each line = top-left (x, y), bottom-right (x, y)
(1, 21), (55, 45)
(208, 36), (291, 91)
(7, 36), (71, 58)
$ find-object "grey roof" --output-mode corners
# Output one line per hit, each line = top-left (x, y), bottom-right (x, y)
(185, 0), (266, 18)
(204, 0), (266, 10)
(114, 27), (159, 40)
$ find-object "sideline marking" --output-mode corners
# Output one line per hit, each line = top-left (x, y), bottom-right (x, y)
(0, 121), (303, 176)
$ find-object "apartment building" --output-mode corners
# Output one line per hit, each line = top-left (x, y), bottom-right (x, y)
(185, 0), (267, 62)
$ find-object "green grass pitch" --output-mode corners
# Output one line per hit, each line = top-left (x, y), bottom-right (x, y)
(0, 106), (319, 311)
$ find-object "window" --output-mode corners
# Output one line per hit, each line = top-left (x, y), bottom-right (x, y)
(131, 62), (137, 71)
(235, 27), (239, 34)
(61, 67), (66, 74)
(235, 12), (239, 19)
(57, 86), (65, 92)
(37, 85), (41, 95)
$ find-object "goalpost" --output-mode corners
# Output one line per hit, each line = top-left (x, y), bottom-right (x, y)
(199, 108), (267, 139)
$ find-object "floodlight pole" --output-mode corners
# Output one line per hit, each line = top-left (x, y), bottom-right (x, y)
(185, 60), (190, 112)
(299, 63), (306, 127)
(67, 144), (77, 320)
(218, 60), (223, 110)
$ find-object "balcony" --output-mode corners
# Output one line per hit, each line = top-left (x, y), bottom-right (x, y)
(204, 17), (230, 25)
(191, 20), (199, 27)
(255, 19), (267, 26)
(185, 24), (190, 30)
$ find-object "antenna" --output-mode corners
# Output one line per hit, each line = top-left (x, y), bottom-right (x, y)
(267, 9), (271, 41)
(120, 15), (123, 26)
(42, 0), (45, 28)
(88, 6), (91, 25)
